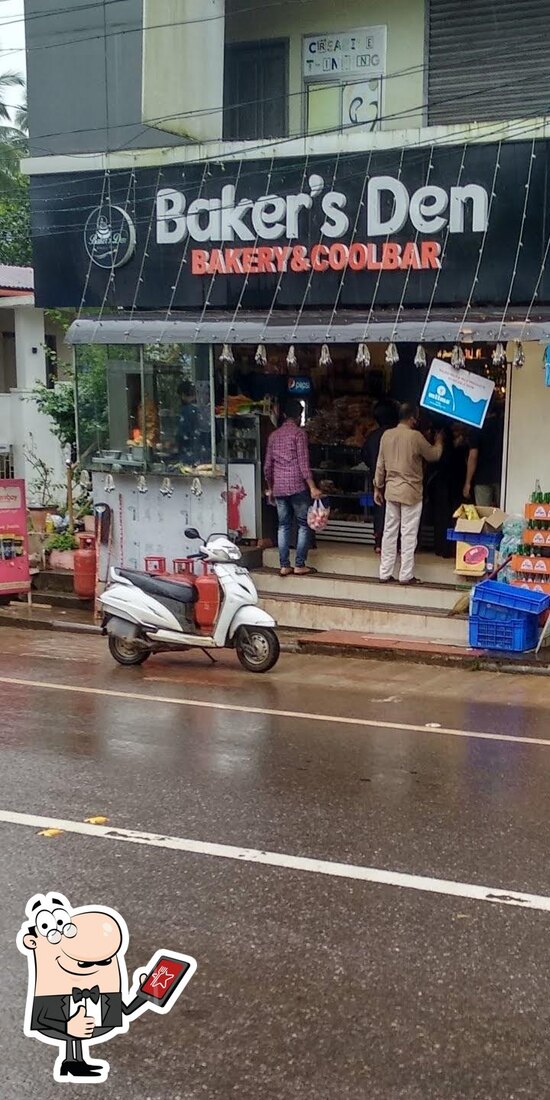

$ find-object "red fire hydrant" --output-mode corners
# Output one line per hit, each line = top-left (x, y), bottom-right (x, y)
(73, 534), (97, 599)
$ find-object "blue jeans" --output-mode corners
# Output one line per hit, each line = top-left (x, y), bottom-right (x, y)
(275, 491), (311, 568)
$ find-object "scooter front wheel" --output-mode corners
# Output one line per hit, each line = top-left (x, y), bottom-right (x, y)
(235, 627), (280, 673)
(108, 635), (151, 667)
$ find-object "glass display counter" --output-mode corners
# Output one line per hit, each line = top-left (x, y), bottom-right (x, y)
(76, 343), (220, 477)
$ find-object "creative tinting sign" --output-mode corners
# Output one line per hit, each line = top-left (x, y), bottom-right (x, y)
(30, 140), (550, 310)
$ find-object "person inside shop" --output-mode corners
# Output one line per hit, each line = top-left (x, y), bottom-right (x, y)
(264, 397), (322, 577)
(424, 415), (455, 559)
(374, 403), (444, 585)
(361, 400), (399, 554)
(176, 380), (201, 466)
(449, 422), (471, 514)
(463, 406), (504, 507)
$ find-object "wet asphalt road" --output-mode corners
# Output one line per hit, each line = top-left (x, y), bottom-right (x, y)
(3, 627), (550, 1098)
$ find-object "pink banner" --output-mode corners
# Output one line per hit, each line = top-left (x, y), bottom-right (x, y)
(0, 480), (30, 595)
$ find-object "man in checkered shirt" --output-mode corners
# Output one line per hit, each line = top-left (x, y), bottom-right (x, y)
(264, 398), (321, 577)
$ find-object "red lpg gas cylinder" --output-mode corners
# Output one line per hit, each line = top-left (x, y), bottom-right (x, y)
(74, 534), (97, 599)
(194, 572), (220, 630)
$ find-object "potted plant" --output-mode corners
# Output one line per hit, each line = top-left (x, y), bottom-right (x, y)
(76, 496), (94, 534)
(45, 531), (78, 571)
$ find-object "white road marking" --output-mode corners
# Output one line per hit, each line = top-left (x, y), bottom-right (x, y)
(0, 808), (548, 912)
(18, 653), (97, 663)
(0, 674), (547, 749)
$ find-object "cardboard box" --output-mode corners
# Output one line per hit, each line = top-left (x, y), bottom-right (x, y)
(449, 506), (506, 576)
(452, 505), (507, 535)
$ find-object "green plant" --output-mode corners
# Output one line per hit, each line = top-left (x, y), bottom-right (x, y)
(75, 496), (93, 519)
(30, 323), (110, 461)
(45, 532), (78, 552)
(24, 436), (64, 508)
(29, 379), (76, 449)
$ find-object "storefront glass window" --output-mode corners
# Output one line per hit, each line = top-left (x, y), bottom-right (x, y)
(142, 344), (213, 472)
(75, 343), (216, 474)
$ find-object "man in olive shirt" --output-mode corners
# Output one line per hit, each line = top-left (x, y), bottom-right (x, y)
(374, 403), (443, 585)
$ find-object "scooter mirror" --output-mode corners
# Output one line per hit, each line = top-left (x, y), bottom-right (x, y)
(185, 527), (201, 540)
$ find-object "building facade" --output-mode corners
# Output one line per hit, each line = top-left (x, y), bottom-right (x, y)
(22, 0), (550, 555)
(0, 265), (67, 500)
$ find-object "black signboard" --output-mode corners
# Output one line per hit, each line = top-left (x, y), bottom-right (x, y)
(30, 140), (550, 310)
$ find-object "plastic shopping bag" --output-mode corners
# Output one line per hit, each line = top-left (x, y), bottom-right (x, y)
(307, 498), (331, 532)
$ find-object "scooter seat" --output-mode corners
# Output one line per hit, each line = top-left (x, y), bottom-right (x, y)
(118, 568), (198, 605)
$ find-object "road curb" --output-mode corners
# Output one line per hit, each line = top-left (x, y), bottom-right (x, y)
(0, 610), (547, 672)
(295, 638), (550, 674)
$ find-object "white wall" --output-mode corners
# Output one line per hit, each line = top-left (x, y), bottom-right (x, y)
(0, 305), (66, 503)
(505, 341), (550, 515)
(142, 0), (225, 141)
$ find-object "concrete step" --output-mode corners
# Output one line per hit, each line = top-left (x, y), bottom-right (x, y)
(263, 542), (458, 586)
(29, 591), (93, 612)
(252, 569), (464, 613)
(257, 590), (469, 646)
(32, 569), (75, 594)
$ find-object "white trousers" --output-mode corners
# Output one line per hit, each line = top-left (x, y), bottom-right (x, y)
(379, 500), (423, 583)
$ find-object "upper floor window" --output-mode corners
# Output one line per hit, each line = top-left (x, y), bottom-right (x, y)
(224, 39), (288, 141)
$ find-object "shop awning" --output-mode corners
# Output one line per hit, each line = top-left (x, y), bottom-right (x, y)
(65, 311), (550, 346)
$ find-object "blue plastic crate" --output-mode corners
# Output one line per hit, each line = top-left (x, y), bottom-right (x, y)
(473, 579), (550, 615)
(469, 614), (539, 653)
(471, 600), (519, 623)
(446, 530), (502, 547)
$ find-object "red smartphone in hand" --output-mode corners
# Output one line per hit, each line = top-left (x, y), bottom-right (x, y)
(138, 954), (195, 1009)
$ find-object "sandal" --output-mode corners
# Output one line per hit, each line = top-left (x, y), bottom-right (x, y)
(280, 567), (293, 577)
(294, 566), (318, 575)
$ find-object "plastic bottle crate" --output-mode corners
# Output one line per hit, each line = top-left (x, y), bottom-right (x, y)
(472, 579), (550, 615)
(469, 614), (539, 653)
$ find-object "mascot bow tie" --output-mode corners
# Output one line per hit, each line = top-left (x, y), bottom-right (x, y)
(72, 985), (100, 1005)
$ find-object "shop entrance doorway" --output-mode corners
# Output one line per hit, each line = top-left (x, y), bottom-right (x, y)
(221, 342), (507, 557)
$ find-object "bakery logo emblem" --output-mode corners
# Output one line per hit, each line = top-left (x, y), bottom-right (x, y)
(17, 891), (197, 1084)
(84, 202), (136, 269)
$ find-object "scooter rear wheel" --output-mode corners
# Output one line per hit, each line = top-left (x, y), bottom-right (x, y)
(235, 627), (280, 673)
(108, 635), (151, 667)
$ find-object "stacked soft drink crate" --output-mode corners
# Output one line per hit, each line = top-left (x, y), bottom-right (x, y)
(511, 481), (550, 596)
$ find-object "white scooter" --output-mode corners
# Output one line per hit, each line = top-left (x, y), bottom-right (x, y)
(99, 528), (280, 673)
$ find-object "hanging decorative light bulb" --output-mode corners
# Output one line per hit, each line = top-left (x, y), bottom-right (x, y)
(414, 344), (427, 369)
(160, 477), (173, 498)
(319, 344), (332, 367)
(286, 345), (298, 369)
(492, 342), (507, 367)
(356, 343), (371, 367)
(255, 344), (267, 367)
(191, 477), (203, 498)
(451, 344), (465, 370)
(512, 340), (525, 369)
(219, 344), (234, 365)
(103, 473), (115, 494)
(385, 342), (399, 365)
(79, 468), (91, 490)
